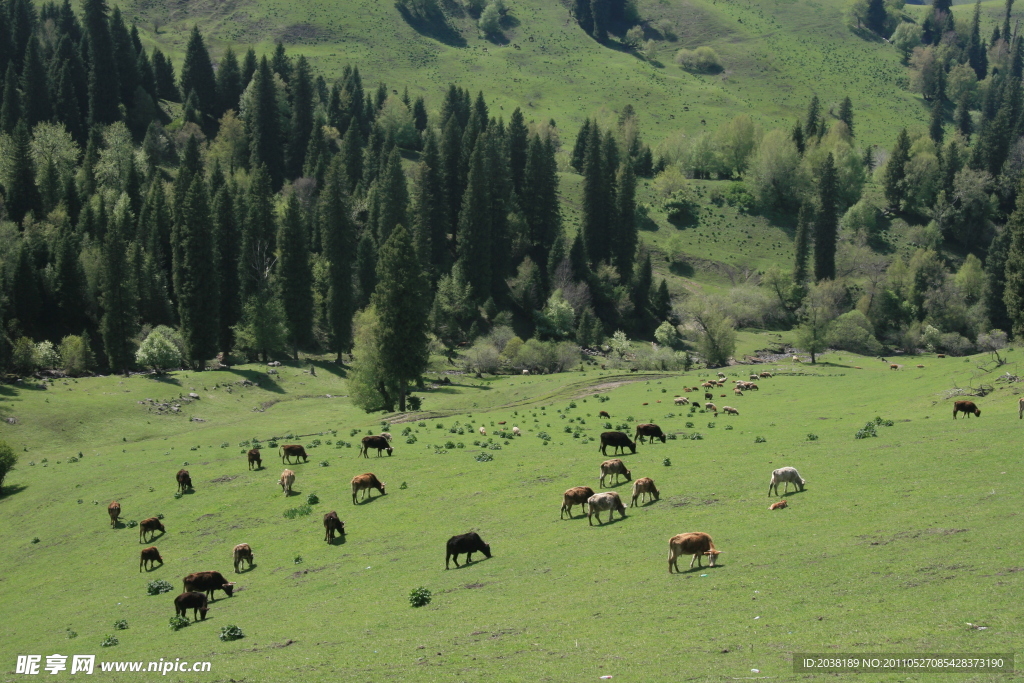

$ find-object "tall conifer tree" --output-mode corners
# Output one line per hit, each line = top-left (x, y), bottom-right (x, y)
(277, 194), (314, 358)
(320, 158), (355, 360)
(814, 153), (839, 282)
(174, 175), (219, 368)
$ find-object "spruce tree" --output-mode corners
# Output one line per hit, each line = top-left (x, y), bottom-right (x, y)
(652, 279), (671, 321)
(838, 96), (854, 134)
(929, 102), (945, 144)
(411, 128), (449, 280)
(792, 119), (806, 155)
(355, 231), (377, 308)
(174, 175), (219, 368)
(248, 57), (284, 188)
(179, 26), (218, 121)
(272, 42), (292, 82)
(440, 116), (465, 237)
(1003, 198), (1024, 338)
(109, 9), (139, 109)
(152, 48), (178, 101)
(456, 144), (492, 300)
(6, 241), (42, 339)
(53, 60), (85, 143)
(591, 0), (609, 41)
(882, 128), (911, 209)
(523, 135), (562, 270)
(371, 225), (430, 412)
(508, 107), (528, 194)
(1, 63), (21, 134)
(139, 177), (172, 279)
(99, 202), (138, 373)
(631, 251), (653, 317)
(82, 0), (121, 125)
(213, 184), (240, 358)
(339, 124), (363, 192)
(814, 153), (839, 282)
(987, 223), (1013, 332)
(412, 96), (428, 132)
(241, 48), (257, 88)
(277, 194), (314, 358)
(571, 118), (592, 171)
(20, 38), (51, 127)
(372, 147), (409, 245)
(5, 122), (41, 224)
(286, 55), (314, 180)
(955, 95), (974, 140)
(966, 0), (988, 79)
(866, 0), (887, 34)
(50, 228), (89, 338)
(320, 157), (355, 360)
(215, 46), (242, 117)
(582, 126), (608, 265)
(793, 203), (811, 283)
(240, 165), (277, 299)
(574, 0), (594, 35)
(612, 161), (638, 281)
(805, 95), (821, 139)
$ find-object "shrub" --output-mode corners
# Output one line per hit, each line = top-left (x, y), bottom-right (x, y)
(690, 432), (703, 440)
(283, 505), (312, 519)
(219, 624), (244, 641)
(12, 337), (36, 374)
(126, 520), (138, 528)
(0, 440), (19, 490)
(113, 619), (128, 630)
(624, 25), (644, 48)
(34, 341), (61, 370)
(100, 634), (119, 647)
(135, 326), (184, 373)
(475, 452), (494, 462)
(400, 481), (408, 489)
(409, 586), (432, 607)
(294, 555), (303, 564)
(827, 311), (883, 355)
(674, 46), (722, 73)
(855, 422), (878, 439)
(319, 460), (330, 467)
(663, 457), (672, 466)
(306, 493), (319, 505)
(66, 629), (78, 639)
(807, 433), (819, 441)
(754, 436), (767, 443)
(147, 579), (174, 595)
(169, 615), (190, 631)
(31, 536), (40, 543)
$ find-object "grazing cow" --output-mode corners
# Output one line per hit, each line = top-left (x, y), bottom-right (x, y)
(232, 543), (254, 573)
(560, 486), (595, 519)
(522, 369), (530, 375)
(722, 406), (739, 415)
(768, 467), (806, 496)
(174, 591), (209, 621)
(717, 372), (726, 378)
(279, 444), (309, 464)
(630, 477), (660, 507)
(139, 517), (165, 543)
(278, 469), (295, 496)
(769, 500), (788, 510)
(634, 423), (666, 444)
(598, 410), (611, 418)
(360, 435), (393, 458)
(746, 383), (759, 391)
(759, 372), (773, 378)
(323, 511), (346, 542)
(701, 381), (715, 389)
(587, 491), (626, 525)
(479, 426), (487, 436)
(704, 392), (714, 401)
(599, 431), (637, 456)
(599, 459), (632, 487)
(668, 532), (721, 573)
(351, 473), (386, 504)
(890, 364), (899, 370)
(1019, 397), (1024, 419)
(446, 532), (492, 568)
(139, 546), (163, 572)
(380, 432), (393, 442)
(792, 355), (800, 362)
(953, 400), (981, 419)
(733, 388), (743, 396)
(247, 448), (262, 470)
(674, 397), (689, 406)
(107, 501), (121, 528)
(176, 469), (192, 493)
(183, 571), (235, 600)
(512, 426), (521, 436)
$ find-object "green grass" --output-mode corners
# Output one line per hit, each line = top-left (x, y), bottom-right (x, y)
(2, 349), (1023, 680)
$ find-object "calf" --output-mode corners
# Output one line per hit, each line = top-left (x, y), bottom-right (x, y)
(360, 435), (393, 458)
(232, 543), (254, 573)
(173, 591), (209, 621)
(446, 532), (492, 569)
(323, 511), (346, 542)
(247, 448), (262, 470)
(769, 500), (788, 510)
(139, 517), (165, 543)
(380, 432), (393, 442)
(351, 473), (386, 504)
(630, 477), (660, 507)
(668, 532), (721, 573)
(587, 491), (626, 525)
(182, 570), (235, 600)
(139, 546), (163, 572)
(598, 410), (611, 418)
(953, 400), (981, 419)
(599, 459), (631, 487)
(634, 423), (666, 445)
(704, 392), (714, 401)
(733, 388), (743, 396)
(278, 469), (295, 496)
(673, 396), (689, 406)
(722, 406), (739, 415)
(768, 467), (806, 496)
(599, 431), (636, 456)
(560, 486), (595, 519)
(176, 469), (192, 493)
(107, 501), (121, 528)
(279, 444), (309, 464)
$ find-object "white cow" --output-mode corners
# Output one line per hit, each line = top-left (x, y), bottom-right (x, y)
(768, 467), (806, 496)
(587, 492), (626, 525)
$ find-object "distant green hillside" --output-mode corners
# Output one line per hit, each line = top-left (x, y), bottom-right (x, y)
(114, 0), (924, 147)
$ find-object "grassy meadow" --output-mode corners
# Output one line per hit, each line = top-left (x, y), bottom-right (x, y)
(2, 349), (1023, 681)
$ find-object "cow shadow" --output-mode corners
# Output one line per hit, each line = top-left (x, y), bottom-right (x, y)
(327, 535), (347, 546)
(179, 489), (196, 495)
(354, 494), (384, 505)
(771, 488), (807, 498)
(681, 562), (724, 574)
(140, 530), (165, 543)
(448, 556), (492, 570)
(235, 563), (257, 573)
(111, 520), (126, 529)
(589, 516), (627, 526)
(283, 488), (301, 497)
(142, 562), (164, 573)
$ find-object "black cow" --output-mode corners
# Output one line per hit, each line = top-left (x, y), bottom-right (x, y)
(634, 423), (666, 444)
(174, 591), (209, 620)
(599, 431), (637, 456)
(445, 532), (492, 569)
(183, 571), (235, 600)
(323, 511), (346, 542)
(360, 435), (393, 458)
(176, 469), (192, 493)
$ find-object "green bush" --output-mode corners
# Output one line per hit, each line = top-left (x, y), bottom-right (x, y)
(674, 46), (722, 73)
(807, 433), (819, 441)
(100, 634), (119, 647)
(409, 586), (432, 607)
(306, 493), (319, 505)
(59, 334), (96, 376)
(169, 616), (190, 631)
(754, 436), (767, 443)
(219, 624), (244, 641)
(855, 422), (878, 439)
(0, 440), (19, 490)
(147, 579), (174, 595)
(113, 619), (128, 630)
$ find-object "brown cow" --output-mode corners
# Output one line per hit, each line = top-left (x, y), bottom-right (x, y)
(560, 486), (595, 519)
(953, 400), (981, 419)
(323, 511), (346, 542)
(107, 501), (121, 528)
(598, 410), (611, 418)
(174, 591), (209, 621)
(890, 364), (899, 370)
(247, 448), (262, 470)
(139, 517), (165, 543)
(351, 473), (386, 504)
(176, 469), (192, 493)
(599, 459), (631, 487)
(668, 532), (721, 573)
(278, 469), (295, 496)
(182, 571), (235, 600)
(599, 431), (636, 456)
(634, 423), (666, 444)
(279, 444), (309, 464)
(232, 543), (254, 573)
(630, 477), (660, 507)
(359, 435), (393, 458)
(704, 392), (714, 401)
(140, 546), (163, 572)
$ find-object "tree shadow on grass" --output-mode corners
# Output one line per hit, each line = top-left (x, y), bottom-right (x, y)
(0, 483), (28, 498)
(219, 368), (285, 394)
(147, 374), (182, 386)
(395, 4), (467, 47)
(309, 361), (348, 379)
